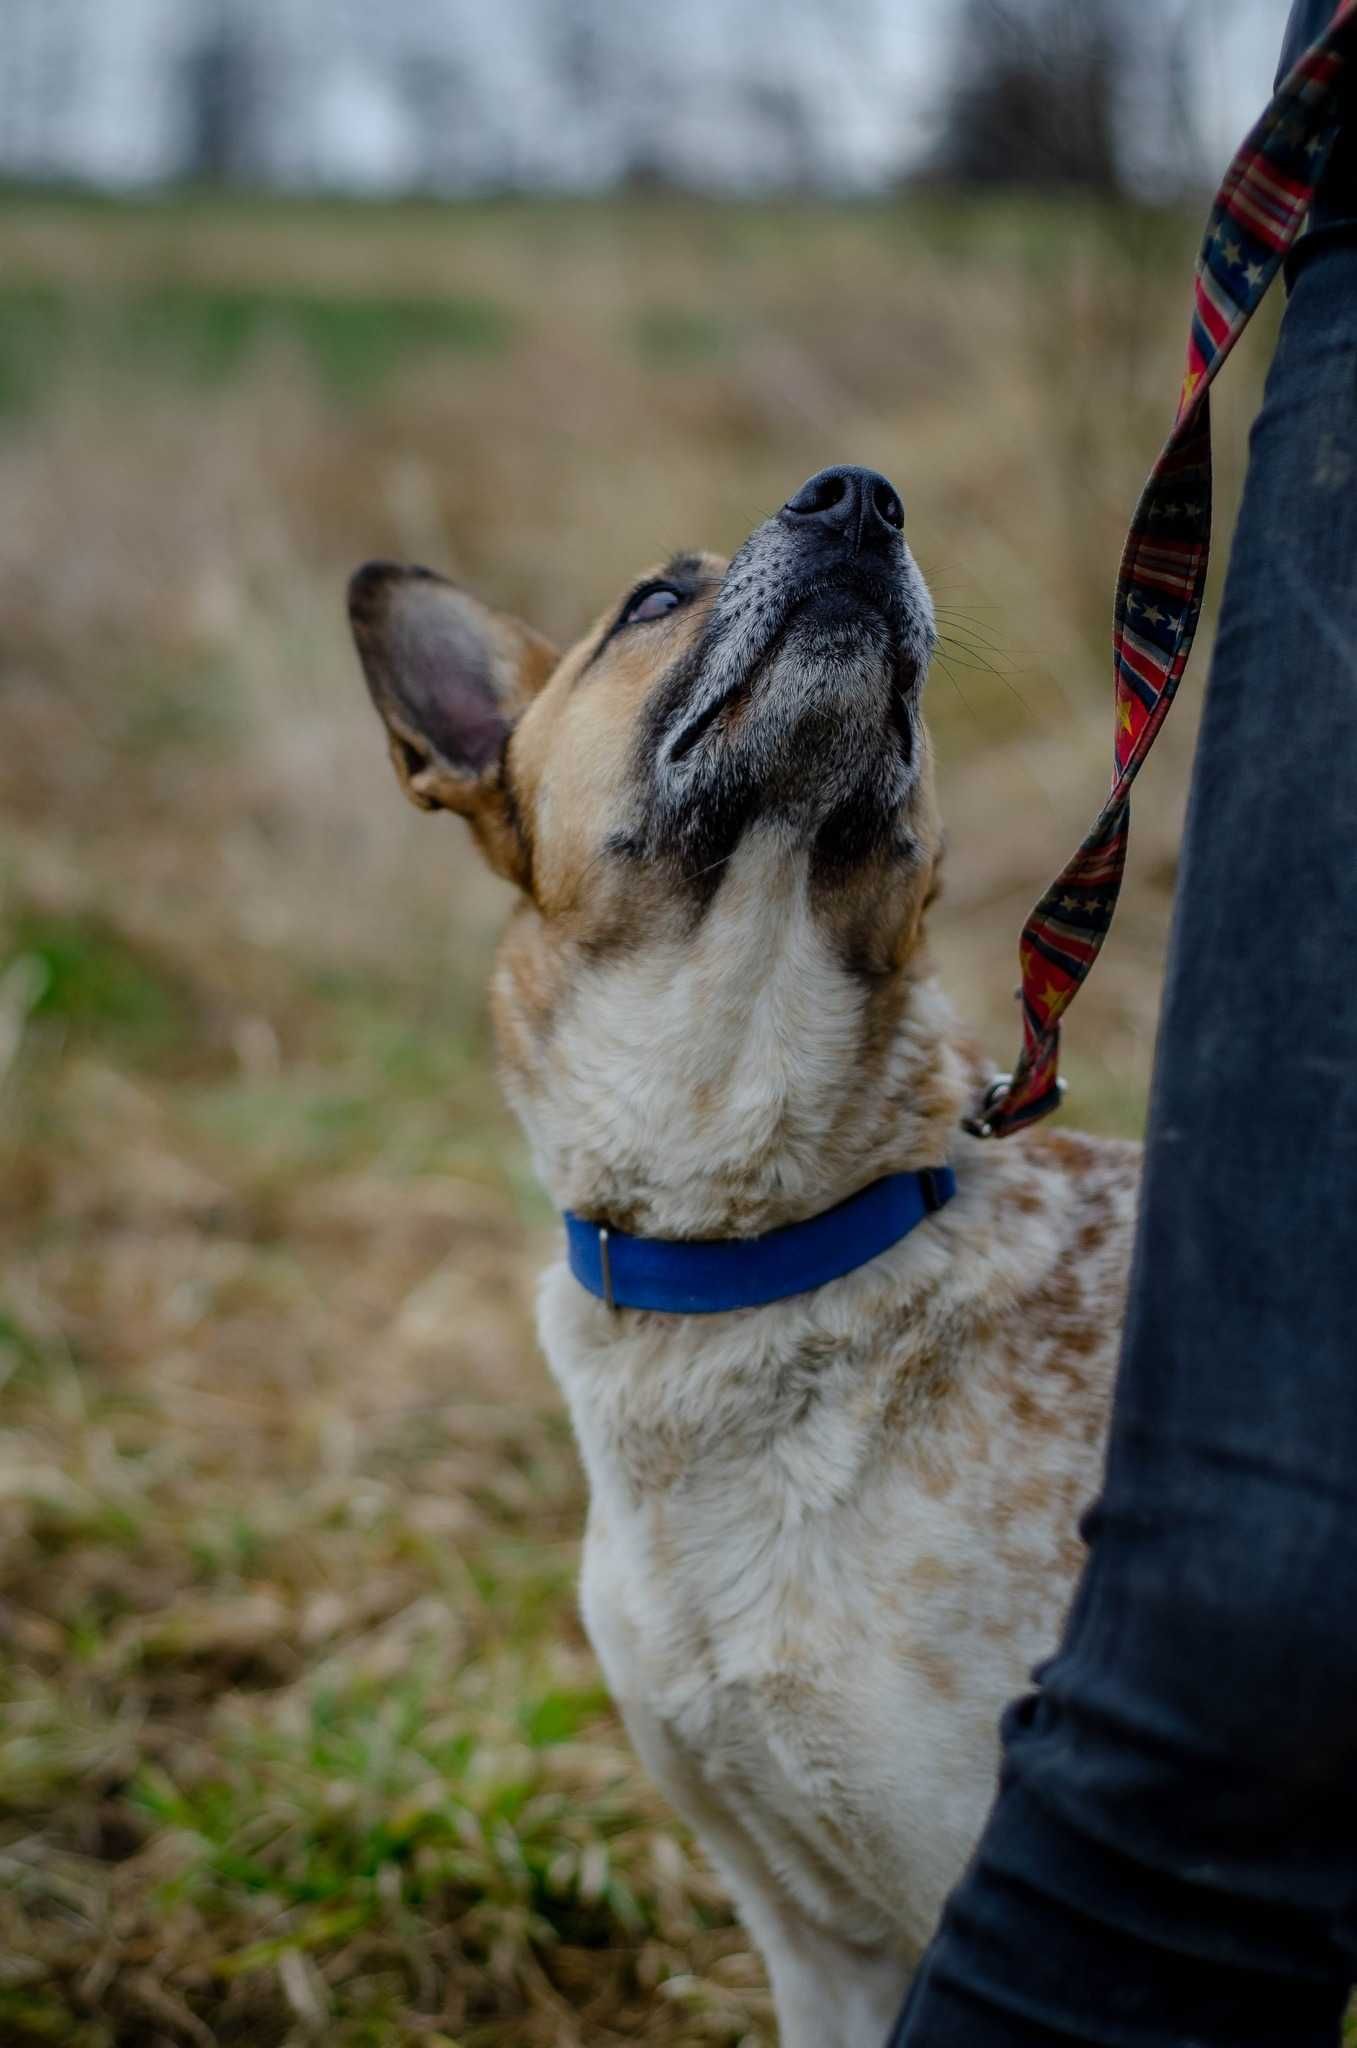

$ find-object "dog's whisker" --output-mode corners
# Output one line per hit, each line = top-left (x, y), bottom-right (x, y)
(930, 651), (984, 721)
(680, 848), (739, 886)
(936, 635), (1013, 670)
(932, 612), (1011, 652)
(935, 633), (1010, 675)
(935, 638), (1039, 719)
(933, 638), (1019, 679)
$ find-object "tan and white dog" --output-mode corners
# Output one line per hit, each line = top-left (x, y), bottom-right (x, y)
(348, 466), (1138, 2048)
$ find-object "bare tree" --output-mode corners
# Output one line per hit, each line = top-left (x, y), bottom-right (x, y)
(934, 0), (1127, 193)
(181, 6), (271, 183)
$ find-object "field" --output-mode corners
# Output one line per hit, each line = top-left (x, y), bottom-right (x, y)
(0, 187), (1283, 2046)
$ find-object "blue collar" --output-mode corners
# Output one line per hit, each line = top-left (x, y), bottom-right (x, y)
(564, 1165), (956, 1316)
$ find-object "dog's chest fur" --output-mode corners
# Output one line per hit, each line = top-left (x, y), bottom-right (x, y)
(540, 1127), (1137, 1961)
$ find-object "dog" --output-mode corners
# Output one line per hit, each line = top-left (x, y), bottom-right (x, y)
(347, 465), (1139, 2048)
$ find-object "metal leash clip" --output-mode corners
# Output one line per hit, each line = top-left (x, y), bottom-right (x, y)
(963, 1074), (1067, 1140)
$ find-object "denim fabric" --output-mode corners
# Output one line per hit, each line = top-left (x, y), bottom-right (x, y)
(1280, 0), (1342, 87)
(889, 118), (1357, 2048)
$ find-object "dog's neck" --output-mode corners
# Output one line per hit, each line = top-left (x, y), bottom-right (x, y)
(495, 835), (970, 1243)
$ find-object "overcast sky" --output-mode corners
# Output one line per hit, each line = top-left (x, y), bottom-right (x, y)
(0, 0), (1305, 195)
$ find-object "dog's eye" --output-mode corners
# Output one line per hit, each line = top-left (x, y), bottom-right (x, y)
(624, 585), (683, 625)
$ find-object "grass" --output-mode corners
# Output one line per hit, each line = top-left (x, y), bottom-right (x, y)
(0, 185), (1287, 2044)
(0, 282), (514, 417)
(5, 910), (196, 1059)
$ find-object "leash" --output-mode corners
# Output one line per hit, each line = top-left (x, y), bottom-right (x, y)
(974, 0), (1357, 1140)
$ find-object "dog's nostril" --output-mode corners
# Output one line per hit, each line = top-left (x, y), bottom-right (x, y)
(873, 481), (904, 531)
(786, 472), (851, 520)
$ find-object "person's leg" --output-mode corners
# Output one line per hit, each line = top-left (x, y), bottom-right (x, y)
(891, 147), (1357, 2048)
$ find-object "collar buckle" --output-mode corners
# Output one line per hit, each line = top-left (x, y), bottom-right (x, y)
(597, 1225), (616, 1313)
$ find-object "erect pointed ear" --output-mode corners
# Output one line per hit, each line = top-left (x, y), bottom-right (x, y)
(347, 561), (558, 884)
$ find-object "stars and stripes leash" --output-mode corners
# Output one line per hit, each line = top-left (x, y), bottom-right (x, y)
(974, 0), (1357, 1141)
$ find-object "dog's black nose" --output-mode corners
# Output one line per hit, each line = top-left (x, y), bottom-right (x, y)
(780, 466), (904, 554)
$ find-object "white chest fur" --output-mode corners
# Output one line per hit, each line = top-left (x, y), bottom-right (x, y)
(500, 837), (967, 1243)
(513, 843), (1135, 2045)
(537, 1174), (1121, 2014)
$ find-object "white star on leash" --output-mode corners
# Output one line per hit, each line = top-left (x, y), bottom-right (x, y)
(1223, 239), (1243, 266)
(1142, 603), (1166, 627)
(1244, 262), (1265, 289)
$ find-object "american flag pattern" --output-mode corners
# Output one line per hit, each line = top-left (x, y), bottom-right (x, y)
(984, 0), (1357, 1138)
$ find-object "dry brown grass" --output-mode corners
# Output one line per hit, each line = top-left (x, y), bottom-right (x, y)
(0, 189), (1280, 2046)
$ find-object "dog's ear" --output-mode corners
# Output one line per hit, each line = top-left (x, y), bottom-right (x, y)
(347, 561), (557, 885)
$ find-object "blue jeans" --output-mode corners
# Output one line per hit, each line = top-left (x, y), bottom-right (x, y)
(889, 108), (1357, 2048)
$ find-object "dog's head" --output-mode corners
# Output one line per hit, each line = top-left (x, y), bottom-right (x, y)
(350, 468), (965, 1234)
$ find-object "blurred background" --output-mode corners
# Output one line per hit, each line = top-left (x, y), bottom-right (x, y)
(0, 4), (1306, 2045)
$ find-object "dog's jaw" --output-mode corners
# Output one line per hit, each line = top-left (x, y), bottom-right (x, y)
(643, 519), (937, 877)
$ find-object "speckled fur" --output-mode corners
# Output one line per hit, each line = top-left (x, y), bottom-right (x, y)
(349, 529), (1140, 2048)
(531, 926), (1136, 2046)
